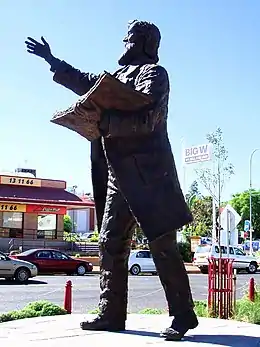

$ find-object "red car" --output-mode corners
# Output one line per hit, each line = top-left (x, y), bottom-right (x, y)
(10, 249), (93, 276)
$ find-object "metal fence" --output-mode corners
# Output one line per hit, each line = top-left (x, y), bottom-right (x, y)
(73, 242), (99, 255)
(0, 237), (99, 256)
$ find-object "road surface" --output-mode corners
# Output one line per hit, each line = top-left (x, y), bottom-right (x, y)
(0, 273), (258, 314)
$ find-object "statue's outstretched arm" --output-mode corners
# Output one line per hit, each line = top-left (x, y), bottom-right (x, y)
(25, 36), (99, 96)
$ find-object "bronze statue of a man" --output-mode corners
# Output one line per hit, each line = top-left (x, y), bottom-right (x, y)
(25, 20), (198, 341)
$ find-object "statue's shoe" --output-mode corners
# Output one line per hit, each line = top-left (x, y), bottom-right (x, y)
(160, 310), (199, 341)
(80, 316), (125, 331)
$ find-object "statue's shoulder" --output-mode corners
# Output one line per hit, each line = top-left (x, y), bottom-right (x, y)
(140, 63), (169, 79)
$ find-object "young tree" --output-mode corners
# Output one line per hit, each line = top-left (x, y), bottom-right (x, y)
(195, 127), (234, 239)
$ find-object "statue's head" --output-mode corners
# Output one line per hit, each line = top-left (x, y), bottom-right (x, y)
(118, 20), (161, 66)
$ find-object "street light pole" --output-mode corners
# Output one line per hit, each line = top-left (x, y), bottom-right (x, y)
(249, 149), (259, 255)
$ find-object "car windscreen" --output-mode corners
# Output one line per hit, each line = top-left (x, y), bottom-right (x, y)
(195, 245), (211, 253)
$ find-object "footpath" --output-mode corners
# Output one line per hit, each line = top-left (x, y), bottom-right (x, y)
(1, 314), (259, 346)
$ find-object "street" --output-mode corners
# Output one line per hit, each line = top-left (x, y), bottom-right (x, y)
(0, 273), (258, 314)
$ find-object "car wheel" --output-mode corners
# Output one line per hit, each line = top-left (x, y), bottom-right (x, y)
(152, 272), (157, 276)
(130, 264), (141, 275)
(76, 264), (86, 276)
(15, 267), (30, 283)
(246, 262), (257, 274)
(200, 267), (208, 274)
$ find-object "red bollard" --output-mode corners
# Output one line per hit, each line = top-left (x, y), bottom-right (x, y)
(64, 280), (72, 314)
(248, 278), (255, 302)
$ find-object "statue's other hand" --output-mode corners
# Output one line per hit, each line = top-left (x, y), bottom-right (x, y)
(25, 36), (52, 60)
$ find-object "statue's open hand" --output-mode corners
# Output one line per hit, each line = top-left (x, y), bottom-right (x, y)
(25, 36), (52, 60)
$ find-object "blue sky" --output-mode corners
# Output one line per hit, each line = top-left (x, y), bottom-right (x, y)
(0, 1), (259, 201)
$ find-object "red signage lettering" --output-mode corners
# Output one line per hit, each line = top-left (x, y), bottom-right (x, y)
(26, 205), (67, 215)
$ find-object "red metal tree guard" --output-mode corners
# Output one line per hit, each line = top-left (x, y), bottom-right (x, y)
(208, 257), (234, 319)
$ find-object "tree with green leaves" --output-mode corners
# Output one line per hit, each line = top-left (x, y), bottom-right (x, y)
(185, 180), (201, 208)
(185, 196), (213, 238)
(64, 215), (72, 233)
(229, 189), (260, 239)
(63, 215), (81, 242)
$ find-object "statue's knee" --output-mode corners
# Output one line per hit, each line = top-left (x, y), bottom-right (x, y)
(99, 237), (131, 256)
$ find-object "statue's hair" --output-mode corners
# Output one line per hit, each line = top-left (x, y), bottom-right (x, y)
(128, 20), (161, 63)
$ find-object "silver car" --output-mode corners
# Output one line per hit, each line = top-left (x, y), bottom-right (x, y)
(0, 251), (38, 283)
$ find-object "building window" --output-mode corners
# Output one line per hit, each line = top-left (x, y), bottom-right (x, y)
(0, 212), (23, 238)
(37, 214), (57, 239)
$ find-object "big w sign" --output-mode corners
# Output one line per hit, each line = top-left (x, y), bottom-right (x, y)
(183, 144), (212, 164)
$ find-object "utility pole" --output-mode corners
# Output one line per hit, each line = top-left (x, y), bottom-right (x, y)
(249, 149), (259, 255)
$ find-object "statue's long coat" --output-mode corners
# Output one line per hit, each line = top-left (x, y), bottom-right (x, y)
(50, 59), (192, 240)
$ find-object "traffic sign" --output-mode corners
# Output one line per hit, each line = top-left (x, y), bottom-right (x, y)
(244, 220), (250, 232)
(220, 204), (241, 232)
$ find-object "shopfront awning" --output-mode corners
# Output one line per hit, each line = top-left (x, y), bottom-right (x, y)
(0, 185), (94, 208)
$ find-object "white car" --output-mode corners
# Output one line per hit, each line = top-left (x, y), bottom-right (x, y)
(128, 250), (157, 275)
(0, 251), (38, 283)
(193, 244), (259, 274)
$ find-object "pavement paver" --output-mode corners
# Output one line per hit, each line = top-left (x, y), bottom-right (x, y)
(1, 314), (260, 346)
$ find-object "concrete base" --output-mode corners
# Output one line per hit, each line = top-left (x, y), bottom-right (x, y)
(1, 314), (259, 346)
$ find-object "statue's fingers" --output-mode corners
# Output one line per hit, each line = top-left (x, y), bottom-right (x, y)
(27, 48), (36, 54)
(26, 37), (40, 45)
(41, 36), (49, 46)
(25, 40), (35, 46)
(25, 43), (35, 50)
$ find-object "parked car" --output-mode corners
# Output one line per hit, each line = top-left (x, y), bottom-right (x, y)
(128, 250), (157, 275)
(81, 232), (94, 240)
(193, 244), (259, 274)
(10, 249), (93, 276)
(0, 251), (38, 283)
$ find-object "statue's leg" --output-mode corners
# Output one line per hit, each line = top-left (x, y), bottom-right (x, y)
(80, 171), (136, 331)
(148, 231), (198, 341)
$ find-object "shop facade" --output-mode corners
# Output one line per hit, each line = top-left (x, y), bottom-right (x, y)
(0, 173), (95, 245)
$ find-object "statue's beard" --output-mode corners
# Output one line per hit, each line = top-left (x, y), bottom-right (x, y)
(118, 43), (138, 66)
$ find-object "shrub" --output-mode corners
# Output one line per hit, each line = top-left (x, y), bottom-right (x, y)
(234, 286), (260, 324)
(89, 231), (99, 243)
(88, 308), (100, 314)
(194, 286), (260, 324)
(194, 300), (208, 317)
(0, 301), (67, 323)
